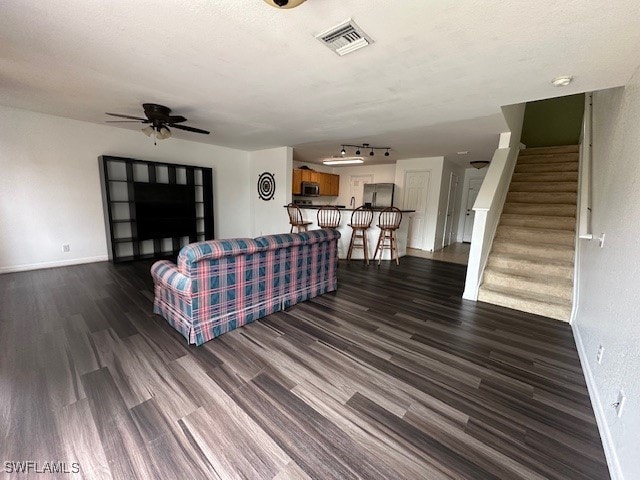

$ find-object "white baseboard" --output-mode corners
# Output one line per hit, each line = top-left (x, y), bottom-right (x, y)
(0, 255), (109, 274)
(572, 324), (624, 480)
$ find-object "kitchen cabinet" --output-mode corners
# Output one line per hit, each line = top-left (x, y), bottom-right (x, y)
(292, 169), (340, 196)
(329, 174), (339, 196)
(292, 169), (302, 195)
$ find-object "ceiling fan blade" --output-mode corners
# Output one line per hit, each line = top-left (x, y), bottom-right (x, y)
(106, 112), (147, 121)
(170, 124), (210, 135)
(106, 120), (149, 123)
(167, 115), (187, 123)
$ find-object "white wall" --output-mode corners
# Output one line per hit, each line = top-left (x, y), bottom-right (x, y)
(293, 160), (334, 174)
(334, 163), (396, 207)
(394, 156), (444, 251)
(573, 73), (640, 480)
(0, 104), (251, 272)
(456, 167), (488, 242)
(434, 159), (466, 251)
(249, 147), (292, 237)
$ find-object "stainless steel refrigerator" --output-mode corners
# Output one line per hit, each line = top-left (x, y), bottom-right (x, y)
(363, 183), (395, 208)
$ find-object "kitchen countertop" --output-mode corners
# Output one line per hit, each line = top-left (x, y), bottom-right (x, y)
(285, 205), (415, 212)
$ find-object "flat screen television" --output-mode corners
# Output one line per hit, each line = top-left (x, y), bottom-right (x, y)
(134, 182), (197, 240)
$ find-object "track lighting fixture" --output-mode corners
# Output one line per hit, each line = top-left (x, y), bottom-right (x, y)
(337, 143), (392, 158)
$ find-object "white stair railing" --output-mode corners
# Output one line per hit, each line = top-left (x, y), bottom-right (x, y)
(462, 144), (521, 300)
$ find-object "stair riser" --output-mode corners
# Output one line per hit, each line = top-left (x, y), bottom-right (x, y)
(500, 215), (576, 231)
(519, 145), (580, 156)
(511, 172), (578, 183)
(477, 290), (571, 322)
(506, 192), (577, 205)
(517, 155), (579, 165)
(495, 227), (574, 246)
(509, 182), (578, 193)
(502, 203), (576, 217)
(486, 257), (574, 280)
(482, 270), (573, 300)
(515, 163), (579, 173)
(491, 241), (575, 262)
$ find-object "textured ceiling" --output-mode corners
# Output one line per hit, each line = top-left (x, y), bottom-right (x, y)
(1, 1), (639, 166)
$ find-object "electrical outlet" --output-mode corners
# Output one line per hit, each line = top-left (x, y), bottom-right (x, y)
(613, 390), (625, 418)
(62, 244), (70, 253)
(596, 345), (604, 364)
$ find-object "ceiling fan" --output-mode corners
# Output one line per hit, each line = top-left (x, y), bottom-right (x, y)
(106, 103), (210, 144)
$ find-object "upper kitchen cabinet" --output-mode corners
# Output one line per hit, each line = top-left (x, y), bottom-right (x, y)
(292, 169), (302, 195)
(292, 169), (339, 196)
(329, 174), (339, 196)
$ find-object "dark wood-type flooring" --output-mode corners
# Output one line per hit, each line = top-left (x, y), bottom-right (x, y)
(0, 257), (608, 479)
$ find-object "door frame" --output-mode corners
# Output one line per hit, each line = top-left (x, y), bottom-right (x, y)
(403, 169), (431, 250)
(442, 172), (460, 248)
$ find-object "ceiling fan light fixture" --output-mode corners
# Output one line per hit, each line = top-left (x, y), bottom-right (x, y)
(263, 0), (306, 9)
(142, 125), (154, 137)
(470, 160), (490, 169)
(157, 126), (171, 140)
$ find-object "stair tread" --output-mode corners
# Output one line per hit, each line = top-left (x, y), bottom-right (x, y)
(484, 266), (573, 287)
(488, 252), (574, 268)
(479, 284), (572, 307)
(492, 238), (574, 251)
(497, 224), (576, 235)
(509, 181), (578, 192)
(499, 214), (576, 231)
(519, 145), (579, 156)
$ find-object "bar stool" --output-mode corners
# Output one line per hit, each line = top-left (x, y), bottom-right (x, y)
(287, 203), (311, 233)
(317, 205), (341, 229)
(373, 207), (403, 265)
(347, 206), (374, 264)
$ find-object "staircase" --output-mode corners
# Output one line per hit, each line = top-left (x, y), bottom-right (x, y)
(478, 145), (578, 321)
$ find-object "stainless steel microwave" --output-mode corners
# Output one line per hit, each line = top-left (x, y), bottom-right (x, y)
(301, 182), (320, 196)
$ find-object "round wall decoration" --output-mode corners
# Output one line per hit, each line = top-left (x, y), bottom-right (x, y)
(257, 172), (276, 201)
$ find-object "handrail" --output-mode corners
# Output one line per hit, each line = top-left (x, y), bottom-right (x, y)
(578, 93), (593, 240)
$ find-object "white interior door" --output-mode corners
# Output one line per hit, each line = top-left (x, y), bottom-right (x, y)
(463, 178), (482, 242)
(442, 172), (459, 247)
(349, 175), (373, 207)
(403, 170), (431, 249)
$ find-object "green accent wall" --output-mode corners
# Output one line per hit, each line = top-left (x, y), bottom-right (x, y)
(521, 93), (585, 148)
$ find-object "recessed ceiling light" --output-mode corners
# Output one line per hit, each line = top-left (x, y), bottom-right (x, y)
(552, 75), (573, 87)
(457, 151), (469, 155)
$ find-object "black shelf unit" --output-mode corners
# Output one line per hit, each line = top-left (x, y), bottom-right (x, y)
(99, 155), (214, 263)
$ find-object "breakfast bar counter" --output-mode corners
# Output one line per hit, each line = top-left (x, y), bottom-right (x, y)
(285, 205), (414, 261)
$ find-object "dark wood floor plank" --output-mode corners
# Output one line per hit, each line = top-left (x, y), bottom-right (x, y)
(1, 256), (609, 479)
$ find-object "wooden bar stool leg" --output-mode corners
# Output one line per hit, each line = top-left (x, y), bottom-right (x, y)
(363, 230), (369, 265)
(374, 230), (383, 265)
(347, 230), (356, 262)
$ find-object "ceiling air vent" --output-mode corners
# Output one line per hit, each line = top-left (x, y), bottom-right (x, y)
(315, 19), (373, 56)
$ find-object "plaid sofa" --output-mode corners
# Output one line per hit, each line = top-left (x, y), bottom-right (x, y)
(151, 229), (340, 345)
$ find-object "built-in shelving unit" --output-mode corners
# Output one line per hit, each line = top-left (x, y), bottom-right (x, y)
(99, 155), (214, 263)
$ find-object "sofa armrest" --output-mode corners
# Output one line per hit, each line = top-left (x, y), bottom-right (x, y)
(151, 260), (192, 295)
